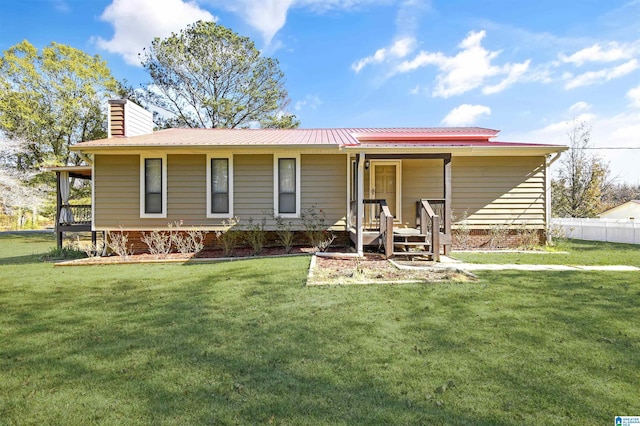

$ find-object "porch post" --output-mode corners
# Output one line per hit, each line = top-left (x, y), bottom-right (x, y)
(545, 155), (552, 244)
(443, 155), (452, 255)
(55, 171), (62, 249)
(356, 152), (365, 256)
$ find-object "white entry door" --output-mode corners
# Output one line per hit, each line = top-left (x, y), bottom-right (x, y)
(371, 161), (401, 221)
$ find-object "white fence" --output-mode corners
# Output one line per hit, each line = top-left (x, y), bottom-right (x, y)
(551, 218), (640, 245)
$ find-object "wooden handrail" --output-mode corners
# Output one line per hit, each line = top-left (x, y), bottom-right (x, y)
(417, 199), (440, 261)
(378, 200), (394, 259)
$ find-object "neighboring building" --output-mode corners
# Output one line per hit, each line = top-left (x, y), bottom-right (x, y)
(62, 100), (566, 258)
(598, 200), (640, 220)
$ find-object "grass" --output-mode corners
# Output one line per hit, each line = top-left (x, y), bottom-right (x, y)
(1, 233), (639, 424)
(454, 239), (640, 266)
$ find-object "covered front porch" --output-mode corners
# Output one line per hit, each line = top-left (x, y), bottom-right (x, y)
(347, 153), (452, 260)
(47, 166), (97, 249)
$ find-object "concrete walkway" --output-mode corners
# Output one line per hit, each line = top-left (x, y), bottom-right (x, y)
(390, 258), (640, 272)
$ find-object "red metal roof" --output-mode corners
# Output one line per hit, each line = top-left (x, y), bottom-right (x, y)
(72, 127), (563, 150)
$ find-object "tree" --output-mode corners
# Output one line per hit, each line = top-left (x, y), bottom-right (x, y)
(552, 121), (611, 217)
(139, 21), (299, 129)
(0, 136), (46, 225)
(0, 40), (119, 170)
(601, 182), (640, 210)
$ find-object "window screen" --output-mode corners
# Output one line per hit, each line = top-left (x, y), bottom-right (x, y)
(278, 158), (296, 214)
(145, 158), (162, 214)
(211, 158), (229, 214)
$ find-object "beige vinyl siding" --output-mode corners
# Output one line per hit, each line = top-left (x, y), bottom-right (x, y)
(451, 156), (545, 228)
(94, 154), (206, 228)
(166, 155), (206, 224)
(301, 154), (347, 229)
(94, 154), (138, 227)
(401, 159), (443, 228)
(234, 154), (273, 219)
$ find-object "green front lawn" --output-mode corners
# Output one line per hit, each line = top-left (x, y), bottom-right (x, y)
(1, 233), (638, 424)
(454, 239), (640, 266)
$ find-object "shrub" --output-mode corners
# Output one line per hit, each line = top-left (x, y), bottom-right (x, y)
(275, 216), (294, 253)
(106, 228), (133, 258)
(141, 230), (172, 258)
(215, 217), (240, 257)
(169, 221), (207, 254)
(243, 216), (267, 255)
(301, 204), (334, 251)
(488, 223), (508, 249)
(41, 246), (87, 261)
(455, 210), (471, 249)
(185, 229), (207, 253)
(515, 222), (540, 250)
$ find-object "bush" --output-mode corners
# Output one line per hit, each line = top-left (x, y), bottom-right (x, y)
(454, 210), (471, 249)
(301, 204), (334, 251)
(41, 246), (87, 261)
(215, 217), (240, 257)
(488, 223), (508, 249)
(106, 229), (133, 258)
(243, 216), (267, 256)
(515, 223), (540, 250)
(141, 230), (172, 258)
(275, 216), (294, 253)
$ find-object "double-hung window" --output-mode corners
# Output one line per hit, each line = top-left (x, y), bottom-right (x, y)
(274, 155), (300, 217)
(207, 154), (233, 218)
(140, 154), (167, 218)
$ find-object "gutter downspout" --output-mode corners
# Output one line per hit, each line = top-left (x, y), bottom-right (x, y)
(545, 152), (562, 243)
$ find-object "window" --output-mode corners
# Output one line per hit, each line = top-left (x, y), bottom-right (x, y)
(207, 154), (233, 218)
(274, 155), (300, 217)
(140, 155), (167, 218)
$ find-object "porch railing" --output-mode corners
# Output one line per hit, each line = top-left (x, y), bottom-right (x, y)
(59, 204), (91, 225)
(417, 199), (441, 262)
(416, 198), (445, 233)
(350, 199), (394, 258)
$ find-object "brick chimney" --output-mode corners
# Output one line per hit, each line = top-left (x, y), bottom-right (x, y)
(107, 99), (153, 138)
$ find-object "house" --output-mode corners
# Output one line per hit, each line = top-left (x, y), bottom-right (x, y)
(61, 99), (566, 259)
(597, 200), (640, 220)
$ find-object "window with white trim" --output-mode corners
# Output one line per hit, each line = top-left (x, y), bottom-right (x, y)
(140, 154), (167, 218)
(206, 154), (233, 218)
(274, 155), (300, 217)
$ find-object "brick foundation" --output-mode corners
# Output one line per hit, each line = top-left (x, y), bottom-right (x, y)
(105, 230), (351, 255)
(451, 228), (546, 250)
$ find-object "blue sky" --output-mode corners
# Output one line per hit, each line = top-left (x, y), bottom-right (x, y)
(1, 0), (639, 183)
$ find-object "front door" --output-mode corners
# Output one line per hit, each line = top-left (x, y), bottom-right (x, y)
(371, 161), (401, 221)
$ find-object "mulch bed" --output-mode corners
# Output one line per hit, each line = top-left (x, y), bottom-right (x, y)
(308, 254), (473, 285)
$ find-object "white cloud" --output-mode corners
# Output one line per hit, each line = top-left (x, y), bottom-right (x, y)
(409, 84), (429, 95)
(627, 85), (640, 108)
(352, 36), (416, 73)
(51, 0), (70, 13)
(217, 0), (294, 44)
(564, 59), (639, 89)
(482, 60), (531, 95)
(441, 104), (491, 126)
(395, 30), (530, 98)
(203, 0), (390, 45)
(568, 101), (591, 113)
(95, 0), (216, 66)
(294, 94), (322, 111)
(559, 42), (634, 66)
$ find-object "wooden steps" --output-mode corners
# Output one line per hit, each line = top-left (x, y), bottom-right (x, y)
(392, 229), (434, 259)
